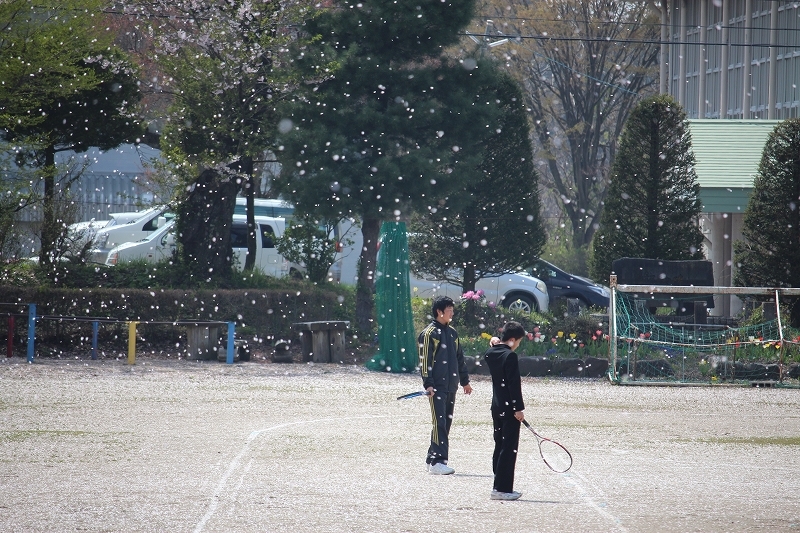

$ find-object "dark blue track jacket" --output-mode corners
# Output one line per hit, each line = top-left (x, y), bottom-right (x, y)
(418, 321), (470, 393)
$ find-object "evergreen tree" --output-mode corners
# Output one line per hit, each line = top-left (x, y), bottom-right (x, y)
(734, 119), (800, 326)
(273, 0), (508, 332)
(590, 94), (704, 283)
(408, 73), (545, 294)
(0, 0), (142, 269)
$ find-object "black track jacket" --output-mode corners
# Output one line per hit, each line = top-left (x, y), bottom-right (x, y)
(484, 344), (525, 416)
(418, 321), (469, 393)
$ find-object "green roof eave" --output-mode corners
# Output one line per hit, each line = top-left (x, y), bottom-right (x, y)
(688, 119), (781, 191)
(699, 187), (752, 213)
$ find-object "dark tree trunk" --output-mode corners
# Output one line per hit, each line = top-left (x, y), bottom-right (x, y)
(241, 156), (256, 272)
(356, 217), (381, 334)
(177, 168), (238, 283)
(462, 263), (476, 293)
(39, 144), (57, 269)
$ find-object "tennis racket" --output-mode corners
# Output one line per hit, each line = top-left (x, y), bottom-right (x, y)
(396, 390), (430, 400)
(522, 420), (573, 473)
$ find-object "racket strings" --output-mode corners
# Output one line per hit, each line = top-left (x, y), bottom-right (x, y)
(538, 438), (572, 473)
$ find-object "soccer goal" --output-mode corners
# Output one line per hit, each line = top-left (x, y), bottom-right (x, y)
(608, 278), (800, 386)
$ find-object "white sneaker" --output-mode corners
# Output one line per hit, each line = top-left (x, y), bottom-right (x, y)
(428, 463), (455, 475)
(490, 490), (522, 500)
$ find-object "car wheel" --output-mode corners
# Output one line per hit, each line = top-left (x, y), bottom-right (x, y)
(503, 293), (537, 314)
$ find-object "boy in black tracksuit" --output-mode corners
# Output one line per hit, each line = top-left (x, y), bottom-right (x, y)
(483, 321), (526, 500)
(418, 296), (472, 475)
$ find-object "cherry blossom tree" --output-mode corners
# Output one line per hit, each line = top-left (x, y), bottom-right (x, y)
(116, 0), (312, 280)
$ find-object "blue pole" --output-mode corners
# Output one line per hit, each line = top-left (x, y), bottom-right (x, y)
(226, 322), (235, 364)
(91, 321), (99, 360)
(26, 303), (36, 363)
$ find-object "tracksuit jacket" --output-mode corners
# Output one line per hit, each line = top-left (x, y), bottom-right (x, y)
(418, 320), (469, 393)
(484, 344), (525, 416)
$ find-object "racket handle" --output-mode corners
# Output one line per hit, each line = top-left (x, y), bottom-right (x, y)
(396, 391), (429, 400)
(522, 420), (532, 429)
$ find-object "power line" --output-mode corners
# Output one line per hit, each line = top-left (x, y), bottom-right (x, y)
(474, 13), (800, 35)
(462, 31), (798, 49)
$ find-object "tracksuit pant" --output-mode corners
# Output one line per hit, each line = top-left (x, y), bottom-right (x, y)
(492, 414), (521, 493)
(426, 391), (456, 465)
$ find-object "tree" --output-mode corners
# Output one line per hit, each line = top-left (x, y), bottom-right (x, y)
(118, 0), (310, 281)
(734, 119), (800, 326)
(479, 0), (661, 259)
(590, 94), (704, 283)
(0, 0), (142, 269)
(273, 0), (509, 332)
(275, 215), (338, 284)
(408, 72), (545, 292)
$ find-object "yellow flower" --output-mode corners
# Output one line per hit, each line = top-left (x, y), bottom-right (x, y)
(481, 332), (492, 340)
(557, 331), (564, 338)
(569, 333), (577, 340)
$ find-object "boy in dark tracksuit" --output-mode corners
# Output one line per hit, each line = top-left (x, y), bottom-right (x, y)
(418, 296), (472, 475)
(483, 321), (526, 500)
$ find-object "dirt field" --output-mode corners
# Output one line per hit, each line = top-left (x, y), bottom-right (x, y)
(1, 356), (799, 533)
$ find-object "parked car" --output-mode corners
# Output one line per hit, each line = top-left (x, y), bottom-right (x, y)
(105, 215), (303, 279)
(526, 259), (610, 310)
(77, 198), (297, 264)
(408, 269), (550, 313)
(105, 219), (176, 266)
(89, 205), (172, 263)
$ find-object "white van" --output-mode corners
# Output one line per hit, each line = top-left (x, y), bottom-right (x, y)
(85, 198), (296, 264)
(105, 215), (300, 278)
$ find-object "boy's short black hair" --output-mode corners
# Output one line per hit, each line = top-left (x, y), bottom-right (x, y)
(500, 321), (526, 342)
(431, 296), (456, 318)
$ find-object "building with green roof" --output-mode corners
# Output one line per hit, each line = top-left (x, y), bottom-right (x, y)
(688, 119), (781, 315)
(658, 0), (799, 316)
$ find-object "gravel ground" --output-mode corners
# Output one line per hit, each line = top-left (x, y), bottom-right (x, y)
(1, 356), (799, 533)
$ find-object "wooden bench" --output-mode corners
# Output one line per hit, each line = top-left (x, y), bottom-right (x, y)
(182, 321), (228, 360)
(292, 321), (350, 363)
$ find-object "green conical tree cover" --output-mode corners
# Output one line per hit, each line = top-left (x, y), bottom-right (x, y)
(366, 222), (418, 373)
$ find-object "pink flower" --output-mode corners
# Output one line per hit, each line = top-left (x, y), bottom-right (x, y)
(592, 335), (597, 341)
(526, 332), (534, 341)
(488, 301), (496, 309)
(462, 291), (475, 300)
(533, 326), (540, 333)
(596, 330), (602, 336)
(476, 289), (485, 297)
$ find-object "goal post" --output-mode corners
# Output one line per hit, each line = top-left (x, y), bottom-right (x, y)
(608, 279), (800, 386)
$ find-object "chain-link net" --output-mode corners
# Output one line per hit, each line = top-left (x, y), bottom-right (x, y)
(611, 290), (800, 385)
(365, 221), (418, 373)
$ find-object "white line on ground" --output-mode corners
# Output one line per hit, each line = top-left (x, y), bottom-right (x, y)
(192, 415), (405, 533)
(561, 470), (628, 532)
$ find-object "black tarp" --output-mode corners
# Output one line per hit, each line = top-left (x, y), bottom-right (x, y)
(612, 258), (715, 309)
